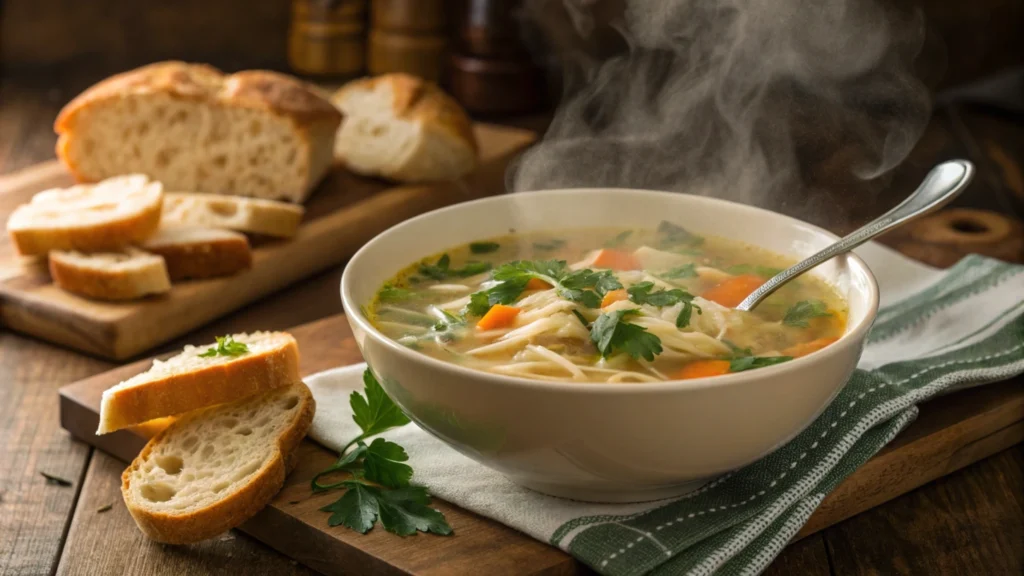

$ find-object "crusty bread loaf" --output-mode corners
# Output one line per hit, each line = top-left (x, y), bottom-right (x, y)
(6, 174), (163, 256)
(142, 226), (252, 281)
(162, 193), (304, 238)
(98, 331), (300, 434)
(331, 74), (478, 183)
(122, 381), (314, 544)
(55, 61), (342, 203)
(49, 247), (171, 301)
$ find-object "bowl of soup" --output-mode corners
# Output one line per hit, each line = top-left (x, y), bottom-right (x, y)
(341, 189), (878, 502)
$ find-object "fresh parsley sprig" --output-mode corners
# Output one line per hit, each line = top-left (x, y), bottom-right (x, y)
(198, 336), (249, 358)
(590, 309), (663, 361)
(466, 260), (622, 316)
(625, 281), (702, 328)
(313, 369), (452, 537)
(782, 300), (831, 328)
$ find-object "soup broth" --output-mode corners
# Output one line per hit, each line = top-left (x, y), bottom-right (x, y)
(369, 223), (847, 383)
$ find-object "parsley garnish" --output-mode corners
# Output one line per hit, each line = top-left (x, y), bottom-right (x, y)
(418, 254), (492, 280)
(571, 309), (590, 328)
(625, 281), (702, 328)
(726, 264), (783, 278)
(604, 230), (633, 248)
(198, 336), (249, 358)
(378, 285), (412, 302)
(466, 260), (622, 316)
(676, 301), (702, 328)
(469, 241), (500, 254)
(782, 300), (831, 328)
(657, 221), (704, 248)
(313, 369), (451, 537)
(729, 355), (793, 372)
(590, 309), (663, 361)
(661, 263), (698, 279)
(533, 239), (566, 251)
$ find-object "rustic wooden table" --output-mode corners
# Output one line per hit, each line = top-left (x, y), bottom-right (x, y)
(1, 74), (1022, 575)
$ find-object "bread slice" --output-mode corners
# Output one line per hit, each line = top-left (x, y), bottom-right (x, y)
(98, 331), (300, 434)
(142, 226), (252, 281)
(49, 247), (171, 301)
(162, 193), (304, 238)
(55, 61), (342, 203)
(122, 381), (314, 544)
(331, 73), (478, 183)
(6, 174), (163, 256)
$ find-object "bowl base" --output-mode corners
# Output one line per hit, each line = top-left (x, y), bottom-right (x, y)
(513, 476), (719, 503)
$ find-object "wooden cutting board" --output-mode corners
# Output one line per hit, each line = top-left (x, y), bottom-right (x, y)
(58, 314), (1024, 576)
(0, 123), (535, 360)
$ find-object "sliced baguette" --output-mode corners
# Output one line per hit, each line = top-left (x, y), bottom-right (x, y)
(331, 74), (478, 183)
(142, 226), (252, 281)
(162, 192), (304, 238)
(6, 174), (163, 256)
(122, 381), (314, 544)
(55, 61), (341, 203)
(49, 247), (171, 301)
(98, 331), (300, 434)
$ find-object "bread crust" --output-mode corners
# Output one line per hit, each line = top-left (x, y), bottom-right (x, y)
(121, 382), (315, 544)
(49, 249), (171, 301)
(98, 333), (301, 434)
(143, 228), (253, 281)
(161, 193), (305, 238)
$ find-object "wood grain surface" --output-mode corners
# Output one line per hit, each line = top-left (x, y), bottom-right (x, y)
(0, 124), (535, 360)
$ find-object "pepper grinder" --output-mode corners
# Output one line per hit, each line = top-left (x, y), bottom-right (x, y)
(367, 0), (448, 82)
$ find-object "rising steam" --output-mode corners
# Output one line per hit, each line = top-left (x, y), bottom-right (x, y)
(508, 0), (931, 226)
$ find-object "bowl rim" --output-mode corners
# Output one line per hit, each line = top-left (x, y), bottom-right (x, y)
(341, 188), (880, 394)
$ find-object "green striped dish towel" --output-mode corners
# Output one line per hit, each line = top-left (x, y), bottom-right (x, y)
(307, 245), (1024, 575)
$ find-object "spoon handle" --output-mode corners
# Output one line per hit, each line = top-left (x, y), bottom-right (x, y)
(735, 160), (975, 312)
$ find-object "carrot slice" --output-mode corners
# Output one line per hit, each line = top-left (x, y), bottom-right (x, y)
(674, 360), (731, 380)
(702, 274), (765, 307)
(592, 249), (640, 271)
(476, 304), (520, 330)
(600, 288), (628, 308)
(782, 337), (839, 358)
(525, 278), (552, 291)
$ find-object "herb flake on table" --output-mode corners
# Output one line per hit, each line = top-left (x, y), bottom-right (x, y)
(783, 300), (831, 328)
(96, 503), (113, 513)
(40, 471), (73, 486)
(198, 336), (249, 358)
(313, 369), (452, 537)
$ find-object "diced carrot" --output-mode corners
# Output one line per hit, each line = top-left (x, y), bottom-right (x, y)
(674, 360), (731, 380)
(476, 304), (520, 330)
(592, 249), (640, 271)
(525, 278), (552, 291)
(600, 288), (628, 308)
(782, 337), (840, 358)
(702, 274), (765, 307)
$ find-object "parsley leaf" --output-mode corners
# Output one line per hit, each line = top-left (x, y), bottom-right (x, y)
(418, 254), (492, 280)
(363, 438), (413, 488)
(533, 238), (566, 251)
(661, 263), (698, 279)
(571, 309), (590, 328)
(467, 260), (621, 316)
(782, 300), (831, 328)
(469, 241), (500, 254)
(729, 355), (793, 372)
(321, 482), (381, 533)
(378, 491), (453, 536)
(726, 264), (783, 278)
(626, 281), (694, 307)
(350, 369), (410, 438)
(590, 309), (663, 361)
(675, 300), (702, 328)
(604, 230), (633, 248)
(198, 336), (249, 358)
(657, 221), (704, 248)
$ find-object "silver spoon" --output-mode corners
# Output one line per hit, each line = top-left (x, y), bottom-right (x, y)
(735, 159), (975, 311)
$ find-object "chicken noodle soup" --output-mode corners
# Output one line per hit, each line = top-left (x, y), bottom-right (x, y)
(368, 223), (847, 383)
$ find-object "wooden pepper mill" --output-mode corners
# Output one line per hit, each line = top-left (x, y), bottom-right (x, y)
(368, 0), (448, 82)
(448, 0), (543, 115)
(288, 0), (368, 78)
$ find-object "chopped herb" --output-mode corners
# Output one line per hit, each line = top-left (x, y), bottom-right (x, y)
(198, 336), (250, 358)
(726, 264), (784, 278)
(314, 369), (451, 537)
(378, 285), (412, 303)
(729, 355), (793, 372)
(40, 471), (73, 486)
(590, 309), (663, 361)
(604, 230), (633, 248)
(455, 261), (493, 277)
(657, 221), (704, 248)
(467, 260), (621, 316)
(469, 241), (500, 254)
(675, 300), (702, 328)
(418, 254), (492, 280)
(96, 503), (113, 513)
(571, 309), (590, 328)
(533, 239), (566, 251)
(782, 300), (831, 328)
(661, 263), (698, 279)
(723, 340), (754, 358)
(626, 281), (694, 308)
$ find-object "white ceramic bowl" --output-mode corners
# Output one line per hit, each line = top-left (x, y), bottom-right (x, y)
(341, 189), (878, 502)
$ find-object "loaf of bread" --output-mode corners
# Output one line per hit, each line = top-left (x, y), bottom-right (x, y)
(161, 192), (304, 238)
(97, 331), (300, 434)
(330, 73), (478, 183)
(122, 381), (314, 544)
(49, 247), (171, 301)
(55, 61), (342, 203)
(142, 226), (252, 281)
(6, 174), (163, 256)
